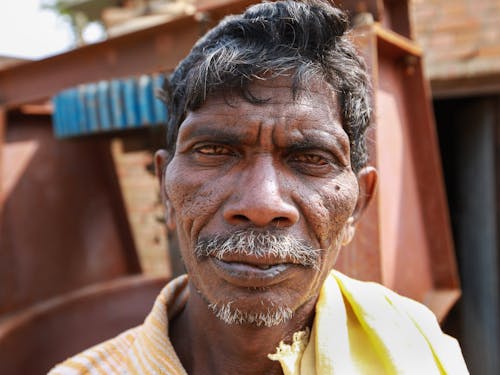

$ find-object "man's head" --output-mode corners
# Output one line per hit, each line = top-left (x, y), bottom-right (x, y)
(156, 0), (377, 328)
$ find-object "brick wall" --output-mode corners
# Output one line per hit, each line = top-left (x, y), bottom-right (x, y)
(111, 137), (171, 277)
(411, 0), (500, 81)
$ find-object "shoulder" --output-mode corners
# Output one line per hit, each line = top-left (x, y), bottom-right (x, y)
(330, 270), (450, 342)
(48, 326), (140, 375)
(330, 270), (437, 318)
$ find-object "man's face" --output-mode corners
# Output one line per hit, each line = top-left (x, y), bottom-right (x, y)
(162, 77), (361, 326)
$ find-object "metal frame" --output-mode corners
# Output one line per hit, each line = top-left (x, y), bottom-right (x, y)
(0, 0), (257, 109)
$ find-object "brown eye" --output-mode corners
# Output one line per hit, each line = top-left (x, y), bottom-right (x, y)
(288, 151), (337, 177)
(293, 153), (329, 165)
(191, 144), (237, 167)
(195, 144), (232, 155)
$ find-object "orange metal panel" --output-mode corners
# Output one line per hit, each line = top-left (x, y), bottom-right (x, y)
(0, 116), (141, 314)
(338, 0), (411, 38)
(0, 275), (167, 374)
(337, 29), (383, 283)
(0, 107), (5, 233)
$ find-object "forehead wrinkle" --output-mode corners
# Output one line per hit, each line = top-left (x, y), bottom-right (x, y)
(177, 112), (258, 145)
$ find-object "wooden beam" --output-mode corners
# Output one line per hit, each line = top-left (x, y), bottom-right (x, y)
(0, 0), (257, 108)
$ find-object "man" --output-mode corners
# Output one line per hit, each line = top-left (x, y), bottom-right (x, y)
(50, 1), (468, 374)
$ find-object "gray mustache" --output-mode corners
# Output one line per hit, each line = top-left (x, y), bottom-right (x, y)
(194, 230), (321, 268)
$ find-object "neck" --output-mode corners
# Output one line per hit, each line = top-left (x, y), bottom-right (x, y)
(169, 282), (316, 375)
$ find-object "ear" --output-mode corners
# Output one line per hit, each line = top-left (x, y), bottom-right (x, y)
(154, 149), (176, 231)
(342, 166), (378, 245)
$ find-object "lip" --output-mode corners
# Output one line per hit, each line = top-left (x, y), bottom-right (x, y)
(210, 257), (299, 288)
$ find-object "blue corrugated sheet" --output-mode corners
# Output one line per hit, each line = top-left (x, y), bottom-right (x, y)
(52, 74), (168, 138)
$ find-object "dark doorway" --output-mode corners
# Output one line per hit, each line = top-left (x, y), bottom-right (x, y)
(435, 96), (500, 374)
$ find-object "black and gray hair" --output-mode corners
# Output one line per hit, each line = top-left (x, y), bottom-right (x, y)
(160, 0), (372, 172)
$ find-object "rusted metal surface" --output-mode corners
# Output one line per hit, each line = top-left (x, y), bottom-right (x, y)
(339, 0), (381, 21)
(339, 0), (411, 38)
(0, 107), (5, 210)
(0, 115), (141, 315)
(402, 59), (458, 291)
(0, 0), (258, 108)
(337, 23), (460, 321)
(382, 0), (411, 38)
(376, 50), (436, 299)
(0, 107), (5, 237)
(338, 28), (382, 283)
(0, 275), (167, 375)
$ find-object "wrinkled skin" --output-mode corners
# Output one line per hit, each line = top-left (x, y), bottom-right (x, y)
(156, 77), (377, 375)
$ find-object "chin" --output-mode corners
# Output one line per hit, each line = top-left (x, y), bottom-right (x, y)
(208, 300), (294, 328)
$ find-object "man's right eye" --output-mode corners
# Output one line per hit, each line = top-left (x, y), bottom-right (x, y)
(194, 144), (232, 155)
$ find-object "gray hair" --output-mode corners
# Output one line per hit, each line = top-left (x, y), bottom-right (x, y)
(195, 229), (321, 268)
(160, 0), (372, 172)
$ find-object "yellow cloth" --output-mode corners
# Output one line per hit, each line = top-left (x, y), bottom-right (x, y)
(268, 271), (469, 375)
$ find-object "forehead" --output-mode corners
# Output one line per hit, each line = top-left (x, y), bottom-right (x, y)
(177, 77), (346, 144)
(207, 76), (338, 118)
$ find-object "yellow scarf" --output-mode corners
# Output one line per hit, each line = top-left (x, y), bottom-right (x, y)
(269, 271), (468, 374)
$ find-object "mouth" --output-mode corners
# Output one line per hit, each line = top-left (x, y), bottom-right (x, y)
(210, 257), (299, 288)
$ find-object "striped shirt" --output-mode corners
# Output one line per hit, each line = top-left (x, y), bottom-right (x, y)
(49, 275), (189, 375)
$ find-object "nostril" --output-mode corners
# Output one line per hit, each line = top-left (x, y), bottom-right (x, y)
(271, 217), (290, 227)
(233, 214), (250, 223)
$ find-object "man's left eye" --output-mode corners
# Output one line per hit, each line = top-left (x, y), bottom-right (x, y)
(291, 153), (330, 165)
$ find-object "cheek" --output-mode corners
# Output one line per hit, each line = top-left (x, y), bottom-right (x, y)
(325, 183), (357, 227)
(165, 161), (229, 238)
(297, 176), (358, 247)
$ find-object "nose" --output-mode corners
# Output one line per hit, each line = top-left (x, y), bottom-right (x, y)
(223, 156), (299, 228)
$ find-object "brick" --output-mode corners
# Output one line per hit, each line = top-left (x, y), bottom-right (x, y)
(111, 138), (170, 276)
(412, 0), (500, 81)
